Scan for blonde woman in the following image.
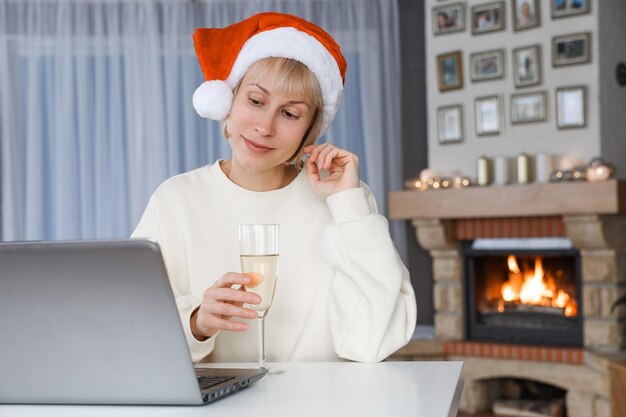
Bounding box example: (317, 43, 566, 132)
(132, 12, 417, 364)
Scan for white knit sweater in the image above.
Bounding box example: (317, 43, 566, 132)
(132, 162, 417, 363)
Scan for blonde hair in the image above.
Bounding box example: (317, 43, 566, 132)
(223, 57, 324, 169)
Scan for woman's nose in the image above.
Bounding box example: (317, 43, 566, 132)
(255, 111, 276, 137)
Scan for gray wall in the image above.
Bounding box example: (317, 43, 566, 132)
(395, 1, 626, 325)
(599, 1, 626, 169)
(399, 0, 433, 325)
(425, 0, 602, 178)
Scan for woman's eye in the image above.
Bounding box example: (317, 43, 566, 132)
(283, 110, 299, 120)
(248, 97, 262, 106)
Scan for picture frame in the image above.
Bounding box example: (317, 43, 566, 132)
(552, 32, 591, 67)
(471, 2, 506, 35)
(513, 45, 542, 88)
(437, 105, 464, 144)
(511, 91, 547, 124)
(433, 3, 465, 35)
(551, 0, 590, 19)
(475, 95, 502, 136)
(470, 49, 505, 82)
(437, 51, 464, 92)
(556, 86, 586, 129)
(513, 0, 540, 31)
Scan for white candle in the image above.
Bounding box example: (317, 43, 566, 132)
(476, 156, 491, 186)
(516, 153, 530, 184)
(535, 153, 553, 183)
(494, 156, 510, 185)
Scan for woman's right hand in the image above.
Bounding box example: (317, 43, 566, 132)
(190, 272, 260, 341)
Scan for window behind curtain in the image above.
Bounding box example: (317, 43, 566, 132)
(0, 1, 403, 255)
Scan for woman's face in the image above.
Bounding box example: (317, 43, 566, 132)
(226, 68, 315, 173)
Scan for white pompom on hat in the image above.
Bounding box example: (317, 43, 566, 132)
(192, 12, 347, 138)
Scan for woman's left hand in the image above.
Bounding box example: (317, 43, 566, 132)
(303, 143, 359, 199)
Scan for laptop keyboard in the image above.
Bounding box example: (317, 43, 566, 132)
(197, 375, 236, 390)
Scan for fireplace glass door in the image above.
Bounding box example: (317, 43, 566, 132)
(465, 244, 583, 347)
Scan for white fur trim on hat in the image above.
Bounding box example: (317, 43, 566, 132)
(192, 80, 233, 120)
(226, 27, 344, 138)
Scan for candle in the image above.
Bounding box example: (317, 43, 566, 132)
(516, 153, 530, 184)
(494, 156, 510, 185)
(587, 165, 612, 182)
(587, 158, 615, 182)
(535, 153, 553, 183)
(572, 167, 587, 181)
(476, 156, 491, 186)
(452, 176, 471, 189)
(405, 178, 423, 190)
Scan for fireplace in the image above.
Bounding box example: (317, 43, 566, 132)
(464, 241, 583, 347)
(388, 180, 626, 416)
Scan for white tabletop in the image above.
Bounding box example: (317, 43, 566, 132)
(0, 361, 463, 417)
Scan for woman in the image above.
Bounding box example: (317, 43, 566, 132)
(132, 12, 416, 364)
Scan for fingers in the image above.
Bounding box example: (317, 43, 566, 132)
(305, 154, 320, 183)
(303, 143, 356, 170)
(208, 299, 257, 318)
(303, 143, 330, 168)
(193, 273, 264, 336)
(212, 272, 251, 288)
(208, 286, 260, 306)
(195, 297, 257, 334)
(196, 312, 250, 333)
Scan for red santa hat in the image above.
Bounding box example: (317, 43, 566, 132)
(192, 12, 347, 138)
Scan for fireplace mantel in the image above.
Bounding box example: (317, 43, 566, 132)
(388, 179, 626, 220)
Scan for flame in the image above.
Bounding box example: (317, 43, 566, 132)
(501, 283, 516, 302)
(507, 255, 520, 274)
(500, 256, 577, 317)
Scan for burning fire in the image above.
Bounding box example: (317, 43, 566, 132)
(499, 255, 577, 317)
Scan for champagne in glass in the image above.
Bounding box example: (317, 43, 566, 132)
(240, 254, 279, 313)
(238, 224, 279, 369)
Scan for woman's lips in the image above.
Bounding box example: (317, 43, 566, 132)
(243, 137, 274, 154)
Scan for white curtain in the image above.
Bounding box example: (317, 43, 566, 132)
(0, 0, 406, 259)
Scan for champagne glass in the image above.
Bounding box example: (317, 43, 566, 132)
(238, 224, 279, 370)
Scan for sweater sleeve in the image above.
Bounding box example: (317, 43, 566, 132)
(131, 195, 216, 362)
(322, 185, 417, 363)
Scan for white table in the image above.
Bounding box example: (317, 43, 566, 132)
(0, 361, 463, 417)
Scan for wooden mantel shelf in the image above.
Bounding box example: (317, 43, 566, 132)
(388, 179, 626, 220)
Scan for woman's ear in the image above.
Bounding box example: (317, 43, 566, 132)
(222, 119, 230, 139)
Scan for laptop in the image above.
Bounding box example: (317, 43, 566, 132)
(0, 239, 267, 405)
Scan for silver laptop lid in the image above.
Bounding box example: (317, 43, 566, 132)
(0, 239, 204, 405)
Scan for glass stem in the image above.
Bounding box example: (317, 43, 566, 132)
(258, 316, 267, 369)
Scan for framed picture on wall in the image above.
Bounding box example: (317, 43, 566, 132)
(511, 91, 547, 124)
(471, 2, 505, 35)
(551, 0, 590, 19)
(513, 0, 540, 31)
(552, 32, 591, 67)
(437, 51, 464, 92)
(437, 105, 464, 144)
(556, 86, 586, 129)
(470, 49, 505, 82)
(433, 3, 465, 35)
(513, 45, 542, 87)
(475, 95, 502, 135)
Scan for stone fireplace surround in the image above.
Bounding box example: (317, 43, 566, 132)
(389, 180, 626, 417)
